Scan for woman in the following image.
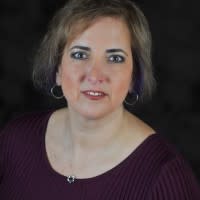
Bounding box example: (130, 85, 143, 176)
(0, 0, 199, 199)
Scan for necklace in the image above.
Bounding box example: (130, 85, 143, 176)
(67, 175, 76, 184)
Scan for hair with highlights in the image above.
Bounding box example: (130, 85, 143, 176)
(32, 0, 156, 102)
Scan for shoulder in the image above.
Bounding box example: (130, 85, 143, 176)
(0, 110, 54, 157)
(140, 133, 195, 175)
(0, 110, 54, 184)
(149, 154, 200, 199)
(0, 110, 53, 138)
(0, 110, 54, 171)
(144, 134, 200, 199)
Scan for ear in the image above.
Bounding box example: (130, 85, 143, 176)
(56, 66, 62, 85)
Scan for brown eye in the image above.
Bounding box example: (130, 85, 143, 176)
(108, 55, 125, 63)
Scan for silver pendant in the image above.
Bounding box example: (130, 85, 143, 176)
(67, 175, 76, 184)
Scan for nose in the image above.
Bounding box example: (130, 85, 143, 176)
(86, 62, 105, 84)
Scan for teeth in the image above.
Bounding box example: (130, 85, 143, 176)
(86, 91, 103, 96)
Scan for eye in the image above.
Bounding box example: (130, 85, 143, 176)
(70, 51, 88, 60)
(108, 55, 125, 63)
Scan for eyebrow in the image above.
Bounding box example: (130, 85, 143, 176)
(70, 46, 91, 51)
(106, 49, 128, 56)
(69, 45, 128, 56)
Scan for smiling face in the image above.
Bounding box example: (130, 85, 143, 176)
(56, 17, 133, 119)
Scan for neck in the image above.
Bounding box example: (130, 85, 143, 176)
(64, 106, 127, 152)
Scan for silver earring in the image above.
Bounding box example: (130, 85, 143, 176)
(50, 85, 64, 99)
(124, 93, 139, 106)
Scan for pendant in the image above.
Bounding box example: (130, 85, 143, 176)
(67, 175, 76, 184)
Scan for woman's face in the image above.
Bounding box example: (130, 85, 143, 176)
(57, 17, 133, 119)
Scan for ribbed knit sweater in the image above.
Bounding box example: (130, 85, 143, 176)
(0, 110, 200, 199)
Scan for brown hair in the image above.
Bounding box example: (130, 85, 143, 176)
(32, 0, 156, 101)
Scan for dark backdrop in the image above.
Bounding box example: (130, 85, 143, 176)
(0, 0, 200, 181)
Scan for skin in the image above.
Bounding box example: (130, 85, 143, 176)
(46, 17, 154, 178)
(56, 17, 133, 120)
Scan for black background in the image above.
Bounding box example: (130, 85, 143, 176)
(0, 0, 200, 181)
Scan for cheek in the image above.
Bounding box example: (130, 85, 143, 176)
(62, 72, 74, 88)
(59, 67, 81, 98)
(60, 60, 79, 85)
(59, 61, 90, 103)
(112, 71, 132, 97)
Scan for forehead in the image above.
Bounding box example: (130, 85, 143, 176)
(67, 17, 131, 48)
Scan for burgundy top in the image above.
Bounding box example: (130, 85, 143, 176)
(0, 111, 200, 199)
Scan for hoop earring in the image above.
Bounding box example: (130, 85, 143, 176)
(124, 93, 139, 106)
(50, 85, 64, 99)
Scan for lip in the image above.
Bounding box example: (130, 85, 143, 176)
(81, 90, 107, 100)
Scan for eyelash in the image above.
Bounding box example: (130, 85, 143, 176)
(107, 55, 125, 63)
(70, 51, 88, 60)
(70, 52, 125, 63)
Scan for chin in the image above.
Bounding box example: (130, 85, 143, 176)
(70, 104, 114, 120)
(68, 100, 123, 120)
(78, 109, 111, 120)
(85, 108, 111, 120)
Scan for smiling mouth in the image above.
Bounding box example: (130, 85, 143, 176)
(82, 90, 107, 100)
(85, 91, 105, 96)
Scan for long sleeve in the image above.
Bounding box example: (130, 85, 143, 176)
(148, 155, 200, 199)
